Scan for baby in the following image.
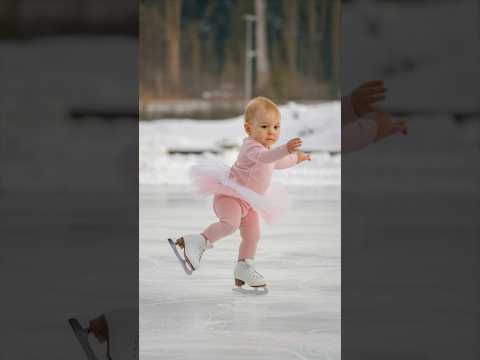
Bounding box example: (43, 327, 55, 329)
(169, 97, 310, 291)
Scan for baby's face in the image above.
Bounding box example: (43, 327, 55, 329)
(246, 111, 280, 148)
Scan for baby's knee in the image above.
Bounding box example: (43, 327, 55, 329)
(220, 219, 240, 234)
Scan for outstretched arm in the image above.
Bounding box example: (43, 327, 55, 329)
(373, 111, 408, 142)
(342, 118, 378, 153)
(246, 138, 303, 164)
(274, 153, 298, 169)
(342, 111, 408, 153)
(246, 143, 290, 163)
(342, 80, 387, 125)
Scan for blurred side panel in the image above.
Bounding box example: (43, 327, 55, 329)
(341, 0, 479, 359)
(0, 1, 138, 359)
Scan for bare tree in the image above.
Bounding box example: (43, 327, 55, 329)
(187, 22, 201, 96)
(283, 0, 299, 96)
(331, 0, 341, 83)
(0, 0, 19, 34)
(319, 0, 328, 81)
(165, 0, 182, 94)
(307, 0, 317, 78)
(255, 0, 270, 94)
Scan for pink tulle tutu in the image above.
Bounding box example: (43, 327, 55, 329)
(188, 161, 289, 224)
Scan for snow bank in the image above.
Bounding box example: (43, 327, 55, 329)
(140, 102, 341, 186)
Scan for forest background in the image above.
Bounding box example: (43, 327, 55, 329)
(140, 0, 341, 119)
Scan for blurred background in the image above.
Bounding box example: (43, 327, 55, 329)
(1, 1, 138, 359)
(0, 0, 136, 35)
(3, 0, 476, 358)
(140, 0, 341, 120)
(139, 0, 342, 188)
(341, 1, 480, 359)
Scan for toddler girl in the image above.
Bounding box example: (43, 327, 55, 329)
(169, 97, 310, 290)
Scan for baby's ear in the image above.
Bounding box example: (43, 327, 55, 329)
(244, 122, 251, 135)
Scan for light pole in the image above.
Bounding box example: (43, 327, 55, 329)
(243, 14, 256, 104)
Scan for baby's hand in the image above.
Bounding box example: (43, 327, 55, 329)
(287, 138, 302, 153)
(374, 111, 408, 142)
(296, 151, 311, 163)
(351, 80, 387, 116)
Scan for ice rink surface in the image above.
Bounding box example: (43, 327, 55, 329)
(140, 184, 340, 360)
(139, 98, 341, 359)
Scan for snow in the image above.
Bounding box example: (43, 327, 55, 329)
(139, 101, 341, 187)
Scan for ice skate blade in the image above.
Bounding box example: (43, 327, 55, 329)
(68, 318, 99, 360)
(168, 238, 193, 275)
(232, 286, 269, 295)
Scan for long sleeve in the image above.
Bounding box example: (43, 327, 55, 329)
(274, 153, 298, 169)
(245, 143, 290, 164)
(342, 118, 377, 153)
(341, 95, 358, 125)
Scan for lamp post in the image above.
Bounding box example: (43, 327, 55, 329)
(243, 14, 257, 104)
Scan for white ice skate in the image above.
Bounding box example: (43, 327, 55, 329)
(168, 234, 207, 274)
(232, 259, 268, 295)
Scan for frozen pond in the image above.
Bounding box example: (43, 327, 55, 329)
(140, 184, 340, 360)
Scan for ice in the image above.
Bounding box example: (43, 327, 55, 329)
(140, 184, 340, 359)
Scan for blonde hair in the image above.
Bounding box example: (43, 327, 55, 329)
(244, 96, 280, 124)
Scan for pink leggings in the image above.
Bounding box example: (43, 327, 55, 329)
(202, 195, 260, 259)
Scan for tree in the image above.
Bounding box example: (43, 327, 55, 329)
(165, 0, 182, 94)
(282, 0, 299, 97)
(331, 0, 340, 85)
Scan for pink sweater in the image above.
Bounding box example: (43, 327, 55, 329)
(229, 137, 298, 194)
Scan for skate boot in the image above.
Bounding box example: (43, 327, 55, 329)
(233, 259, 268, 295)
(174, 234, 208, 271)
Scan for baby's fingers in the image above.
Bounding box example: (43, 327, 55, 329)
(289, 138, 303, 148)
(359, 80, 385, 89)
(392, 121, 408, 135)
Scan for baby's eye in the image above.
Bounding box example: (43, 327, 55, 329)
(261, 126, 267, 129)
(274, 126, 280, 130)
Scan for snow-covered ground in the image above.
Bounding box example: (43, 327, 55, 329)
(140, 101, 341, 188)
(139, 103, 341, 359)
